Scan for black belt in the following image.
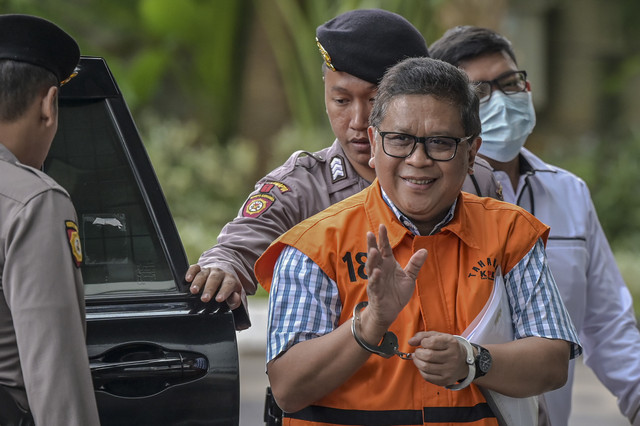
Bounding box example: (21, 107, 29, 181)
(286, 403, 495, 425)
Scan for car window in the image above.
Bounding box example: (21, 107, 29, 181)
(45, 100, 176, 296)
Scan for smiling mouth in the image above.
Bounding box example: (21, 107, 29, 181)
(404, 177, 435, 185)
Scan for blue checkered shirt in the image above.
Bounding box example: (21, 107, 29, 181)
(266, 195, 581, 363)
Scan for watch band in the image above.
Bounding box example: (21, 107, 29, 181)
(471, 343, 491, 379)
(446, 335, 476, 390)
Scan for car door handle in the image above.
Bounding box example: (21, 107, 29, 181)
(92, 355, 186, 377)
(90, 343, 208, 397)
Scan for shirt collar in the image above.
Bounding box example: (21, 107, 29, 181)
(520, 148, 557, 173)
(0, 143, 19, 164)
(380, 186, 457, 236)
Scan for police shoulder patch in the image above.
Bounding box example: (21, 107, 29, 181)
(242, 194, 276, 218)
(65, 220, 82, 268)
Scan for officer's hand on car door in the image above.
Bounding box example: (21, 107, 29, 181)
(186, 265, 246, 311)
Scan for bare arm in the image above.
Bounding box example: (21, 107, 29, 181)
(267, 318, 372, 413)
(409, 332, 570, 397)
(478, 337, 570, 397)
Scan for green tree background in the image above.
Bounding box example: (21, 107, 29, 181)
(2, 0, 639, 306)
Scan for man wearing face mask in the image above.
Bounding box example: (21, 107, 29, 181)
(431, 26, 640, 426)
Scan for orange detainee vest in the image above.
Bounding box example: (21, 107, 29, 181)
(256, 180, 549, 426)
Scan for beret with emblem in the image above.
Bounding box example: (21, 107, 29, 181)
(0, 14, 80, 84)
(316, 9, 429, 84)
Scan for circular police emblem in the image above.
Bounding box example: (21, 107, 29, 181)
(242, 194, 275, 218)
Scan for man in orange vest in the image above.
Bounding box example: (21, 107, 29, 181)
(255, 57, 581, 425)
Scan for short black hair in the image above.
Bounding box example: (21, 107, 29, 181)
(0, 60, 57, 122)
(369, 57, 480, 140)
(429, 26, 517, 67)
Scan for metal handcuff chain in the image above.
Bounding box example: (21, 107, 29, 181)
(350, 301, 412, 360)
(351, 301, 476, 390)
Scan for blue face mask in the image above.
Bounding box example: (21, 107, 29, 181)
(478, 91, 536, 162)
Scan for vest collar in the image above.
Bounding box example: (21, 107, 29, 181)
(440, 194, 481, 249)
(364, 180, 410, 249)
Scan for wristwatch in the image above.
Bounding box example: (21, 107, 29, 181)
(471, 343, 492, 379)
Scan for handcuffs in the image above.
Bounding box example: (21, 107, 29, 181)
(350, 301, 412, 360)
(351, 301, 476, 390)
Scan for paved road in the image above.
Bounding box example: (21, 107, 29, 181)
(237, 300, 630, 426)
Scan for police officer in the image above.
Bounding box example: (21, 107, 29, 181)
(187, 9, 503, 315)
(0, 14, 100, 425)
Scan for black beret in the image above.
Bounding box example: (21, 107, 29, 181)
(316, 9, 429, 84)
(0, 14, 80, 84)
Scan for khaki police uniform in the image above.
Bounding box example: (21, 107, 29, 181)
(0, 143, 100, 425)
(199, 139, 501, 296)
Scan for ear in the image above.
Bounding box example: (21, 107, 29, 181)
(367, 126, 378, 168)
(367, 126, 378, 154)
(525, 80, 532, 91)
(40, 86, 58, 128)
(468, 136, 482, 170)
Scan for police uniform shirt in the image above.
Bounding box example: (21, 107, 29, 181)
(0, 143, 100, 425)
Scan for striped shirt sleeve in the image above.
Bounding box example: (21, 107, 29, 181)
(266, 245, 341, 363)
(505, 238, 582, 358)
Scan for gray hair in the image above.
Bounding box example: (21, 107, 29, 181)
(369, 57, 480, 139)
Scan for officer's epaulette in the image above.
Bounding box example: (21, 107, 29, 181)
(293, 150, 326, 164)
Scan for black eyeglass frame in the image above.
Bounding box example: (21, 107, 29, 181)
(377, 130, 473, 162)
(474, 70, 528, 103)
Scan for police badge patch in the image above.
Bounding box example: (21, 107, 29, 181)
(242, 194, 276, 218)
(65, 220, 83, 268)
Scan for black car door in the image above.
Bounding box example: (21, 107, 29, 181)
(45, 56, 248, 425)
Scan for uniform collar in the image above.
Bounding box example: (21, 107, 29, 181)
(0, 143, 19, 164)
(326, 139, 371, 186)
(439, 193, 481, 249)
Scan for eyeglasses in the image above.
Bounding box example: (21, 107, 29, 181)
(377, 130, 472, 161)
(474, 70, 527, 103)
